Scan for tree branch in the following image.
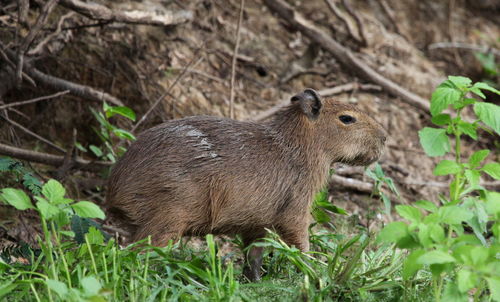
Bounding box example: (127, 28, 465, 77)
(59, 0, 193, 26)
(0, 142, 111, 172)
(263, 0, 430, 113)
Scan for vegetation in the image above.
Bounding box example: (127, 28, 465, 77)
(0, 76, 499, 301)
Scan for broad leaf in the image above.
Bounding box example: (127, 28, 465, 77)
(430, 80, 461, 116)
(434, 160, 461, 176)
(42, 179, 66, 203)
(474, 102, 500, 135)
(469, 149, 490, 168)
(402, 249, 425, 280)
(417, 250, 456, 265)
(36, 199, 60, 219)
(457, 121, 477, 140)
(418, 127, 450, 157)
(1, 188, 33, 210)
(448, 76, 472, 89)
(414, 200, 438, 212)
(431, 114, 451, 126)
(46, 279, 68, 298)
(482, 162, 500, 180)
(71, 201, 105, 219)
(438, 206, 473, 225)
(472, 82, 500, 95)
(486, 277, 500, 302)
(377, 222, 408, 244)
(457, 269, 477, 293)
(442, 282, 468, 302)
(395, 205, 422, 223)
(81, 276, 102, 296)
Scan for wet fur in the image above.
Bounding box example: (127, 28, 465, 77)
(105, 90, 386, 280)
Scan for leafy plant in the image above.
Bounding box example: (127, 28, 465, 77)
(81, 103, 136, 162)
(0, 157, 42, 195)
(379, 76, 500, 302)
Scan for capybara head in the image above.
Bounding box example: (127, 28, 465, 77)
(276, 88, 386, 166)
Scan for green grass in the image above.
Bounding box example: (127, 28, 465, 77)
(0, 220, 435, 302)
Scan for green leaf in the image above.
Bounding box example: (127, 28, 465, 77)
(482, 162, 500, 180)
(414, 200, 438, 212)
(46, 279, 68, 298)
(486, 277, 500, 302)
(0, 157, 17, 172)
(86, 227, 104, 245)
(71, 201, 105, 219)
(442, 282, 468, 302)
(418, 127, 450, 157)
(0, 282, 18, 299)
(430, 226, 445, 246)
(395, 205, 422, 223)
(42, 179, 66, 203)
(113, 129, 136, 141)
(376, 222, 408, 244)
(474, 102, 500, 135)
(105, 106, 136, 121)
(430, 81, 462, 116)
(457, 269, 476, 293)
(89, 145, 103, 157)
(472, 82, 500, 95)
(1, 188, 33, 210)
(431, 114, 451, 126)
(438, 206, 473, 225)
(448, 76, 472, 89)
(36, 198, 60, 219)
(434, 160, 461, 176)
(464, 169, 481, 191)
(469, 149, 490, 168)
(71, 215, 102, 244)
(312, 208, 330, 223)
(81, 276, 102, 296)
(402, 249, 425, 280)
(457, 121, 477, 140)
(417, 250, 456, 265)
(485, 191, 500, 215)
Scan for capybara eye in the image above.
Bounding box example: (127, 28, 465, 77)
(339, 115, 356, 124)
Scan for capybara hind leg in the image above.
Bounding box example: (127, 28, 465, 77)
(242, 230, 266, 281)
(278, 217, 311, 252)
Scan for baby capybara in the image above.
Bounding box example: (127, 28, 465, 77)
(105, 89, 386, 280)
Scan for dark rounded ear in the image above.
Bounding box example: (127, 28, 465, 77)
(290, 88, 322, 120)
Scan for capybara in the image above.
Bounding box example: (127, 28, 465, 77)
(105, 88, 386, 280)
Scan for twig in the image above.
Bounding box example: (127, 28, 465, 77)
(0, 114, 66, 153)
(229, 0, 245, 119)
(341, 0, 367, 46)
(59, 0, 193, 27)
(325, 0, 358, 44)
(263, 0, 430, 113)
(428, 42, 500, 57)
(0, 142, 111, 172)
(0, 46, 36, 87)
(251, 82, 382, 121)
(16, 0, 59, 85)
(1, 44, 124, 106)
(0, 90, 69, 110)
(27, 67, 124, 106)
(374, 0, 405, 38)
(28, 11, 75, 56)
(330, 174, 373, 193)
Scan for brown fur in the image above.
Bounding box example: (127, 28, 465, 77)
(105, 89, 386, 280)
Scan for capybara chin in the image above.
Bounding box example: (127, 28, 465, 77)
(105, 88, 386, 281)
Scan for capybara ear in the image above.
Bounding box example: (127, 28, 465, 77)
(291, 88, 322, 120)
